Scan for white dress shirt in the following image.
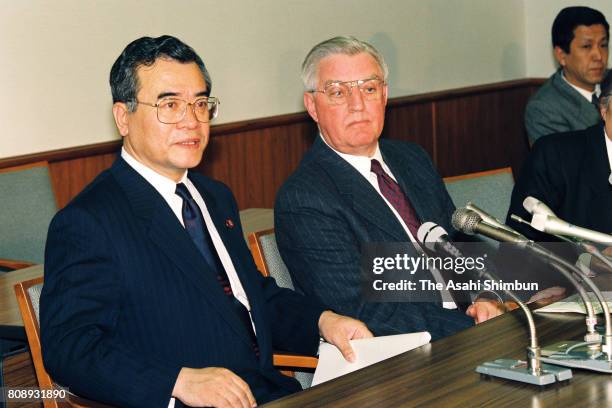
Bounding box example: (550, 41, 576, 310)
(605, 129, 612, 175)
(122, 149, 258, 408)
(320, 136, 457, 308)
(562, 72, 600, 101)
(121, 148, 253, 315)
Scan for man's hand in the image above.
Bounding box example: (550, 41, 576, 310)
(466, 300, 504, 324)
(527, 286, 566, 306)
(318, 311, 373, 362)
(172, 367, 256, 408)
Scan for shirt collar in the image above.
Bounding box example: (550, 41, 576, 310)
(121, 147, 188, 197)
(320, 133, 384, 179)
(561, 71, 600, 101)
(604, 128, 612, 173)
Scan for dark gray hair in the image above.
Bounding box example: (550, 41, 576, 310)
(301, 36, 389, 91)
(110, 35, 212, 112)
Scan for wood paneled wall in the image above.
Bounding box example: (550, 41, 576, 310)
(0, 79, 544, 210)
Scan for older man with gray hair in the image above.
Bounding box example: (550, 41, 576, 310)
(275, 36, 505, 341)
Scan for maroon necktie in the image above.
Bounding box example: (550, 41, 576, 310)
(371, 159, 421, 238)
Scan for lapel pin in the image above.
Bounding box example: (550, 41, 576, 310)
(225, 218, 235, 229)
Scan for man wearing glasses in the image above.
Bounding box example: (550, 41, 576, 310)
(40, 35, 371, 408)
(275, 36, 504, 342)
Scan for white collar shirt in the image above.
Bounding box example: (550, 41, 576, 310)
(320, 135, 456, 308)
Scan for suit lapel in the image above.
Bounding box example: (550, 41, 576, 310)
(552, 70, 600, 124)
(110, 159, 254, 345)
(582, 126, 612, 199)
(380, 142, 429, 224)
(312, 138, 408, 241)
(188, 174, 270, 349)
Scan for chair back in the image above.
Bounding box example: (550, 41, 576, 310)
(238, 208, 274, 242)
(14, 277, 55, 407)
(0, 162, 57, 264)
(247, 228, 316, 389)
(14, 277, 112, 408)
(248, 228, 295, 290)
(444, 167, 514, 223)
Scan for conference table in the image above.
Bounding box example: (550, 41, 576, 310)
(266, 305, 612, 407)
(3, 265, 612, 406)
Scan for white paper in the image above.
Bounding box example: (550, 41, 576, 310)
(311, 332, 431, 386)
(535, 291, 612, 314)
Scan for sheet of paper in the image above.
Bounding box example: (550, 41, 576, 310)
(535, 291, 612, 314)
(311, 331, 431, 386)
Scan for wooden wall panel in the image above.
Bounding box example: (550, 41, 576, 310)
(195, 121, 317, 208)
(0, 79, 545, 210)
(434, 87, 531, 177)
(49, 152, 118, 209)
(382, 102, 435, 162)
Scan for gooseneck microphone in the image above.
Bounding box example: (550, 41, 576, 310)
(416, 221, 571, 384)
(523, 196, 612, 244)
(523, 196, 612, 273)
(454, 207, 612, 372)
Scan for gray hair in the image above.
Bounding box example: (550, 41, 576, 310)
(301, 36, 389, 91)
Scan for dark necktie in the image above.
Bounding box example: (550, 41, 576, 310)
(592, 93, 599, 110)
(369, 161, 468, 310)
(370, 159, 421, 238)
(175, 183, 259, 356)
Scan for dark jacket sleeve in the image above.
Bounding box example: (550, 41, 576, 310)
(220, 182, 325, 355)
(41, 206, 180, 408)
(275, 177, 473, 341)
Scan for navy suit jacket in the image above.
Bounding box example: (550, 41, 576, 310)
(508, 124, 612, 239)
(275, 137, 473, 341)
(40, 158, 324, 408)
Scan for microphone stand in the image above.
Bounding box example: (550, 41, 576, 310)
(502, 214, 612, 371)
(418, 226, 572, 385)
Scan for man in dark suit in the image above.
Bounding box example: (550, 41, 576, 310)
(40, 35, 371, 408)
(275, 36, 504, 341)
(525, 6, 609, 144)
(508, 71, 612, 242)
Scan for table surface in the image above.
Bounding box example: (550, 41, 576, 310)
(0, 264, 44, 328)
(5, 264, 612, 407)
(265, 307, 612, 407)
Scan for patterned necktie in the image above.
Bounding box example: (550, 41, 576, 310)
(175, 183, 259, 356)
(370, 159, 421, 238)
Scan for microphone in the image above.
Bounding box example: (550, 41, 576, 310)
(523, 196, 612, 244)
(523, 196, 555, 217)
(452, 208, 529, 245)
(417, 222, 463, 258)
(453, 208, 612, 371)
(465, 202, 524, 236)
(417, 220, 571, 384)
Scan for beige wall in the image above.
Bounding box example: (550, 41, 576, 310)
(524, 0, 612, 77)
(0, 0, 526, 158)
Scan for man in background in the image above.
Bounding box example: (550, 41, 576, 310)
(509, 71, 612, 243)
(275, 36, 504, 342)
(40, 35, 371, 408)
(525, 6, 609, 144)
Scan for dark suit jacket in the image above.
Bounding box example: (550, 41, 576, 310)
(40, 158, 324, 408)
(275, 137, 473, 341)
(507, 124, 612, 240)
(525, 69, 601, 144)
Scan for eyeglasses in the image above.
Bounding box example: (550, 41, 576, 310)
(136, 96, 220, 124)
(310, 77, 385, 105)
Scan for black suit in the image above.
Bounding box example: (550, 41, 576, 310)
(275, 137, 473, 341)
(41, 158, 324, 408)
(507, 124, 612, 240)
